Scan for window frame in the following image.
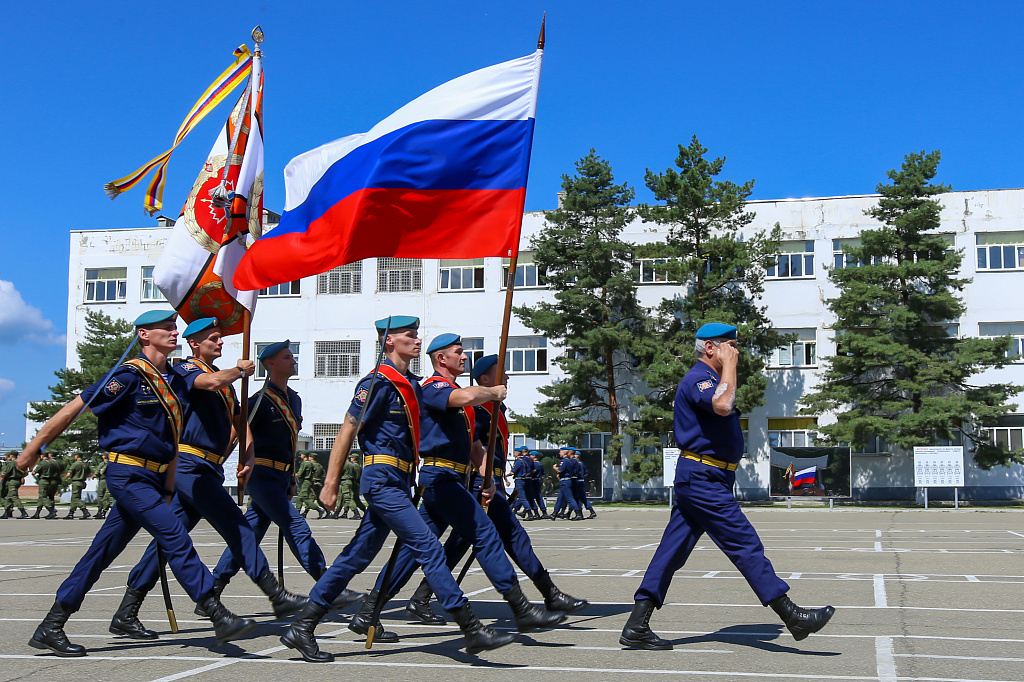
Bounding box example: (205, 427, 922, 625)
(377, 258, 423, 293)
(254, 341, 300, 379)
(316, 263, 362, 295)
(259, 280, 302, 297)
(505, 336, 548, 374)
(140, 266, 165, 302)
(767, 241, 815, 280)
(84, 267, 128, 303)
(313, 340, 361, 378)
(438, 259, 485, 292)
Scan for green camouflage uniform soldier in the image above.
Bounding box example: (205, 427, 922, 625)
(310, 457, 327, 517)
(50, 455, 68, 507)
(94, 454, 113, 519)
(295, 452, 318, 519)
(337, 454, 364, 520)
(2, 453, 29, 519)
(65, 454, 92, 519)
(32, 454, 58, 519)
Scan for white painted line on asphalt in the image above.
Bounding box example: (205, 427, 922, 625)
(622, 570, 641, 577)
(874, 636, 897, 682)
(875, 530, 882, 538)
(1008, 531, 1024, 538)
(964, 575, 980, 582)
(895, 654, 1024, 662)
(874, 542, 883, 552)
(873, 574, 888, 608)
(463, 586, 497, 597)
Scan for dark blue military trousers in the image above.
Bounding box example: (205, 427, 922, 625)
(635, 459, 789, 606)
(127, 453, 269, 592)
(56, 462, 214, 611)
(572, 479, 594, 511)
(511, 478, 534, 513)
(528, 478, 547, 512)
(309, 465, 467, 612)
(552, 479, 580, 516)
(378, 470, 518, 596)
(212, 464, 325, 581)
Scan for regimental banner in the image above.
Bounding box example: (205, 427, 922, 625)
(913, 446, 965, 488)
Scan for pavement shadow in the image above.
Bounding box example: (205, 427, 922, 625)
(289, 629, 529, 668)
(674, 624, 841, 656)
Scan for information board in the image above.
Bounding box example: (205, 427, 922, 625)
(913, 446, 964, 488)
(662, 447, 681, 485)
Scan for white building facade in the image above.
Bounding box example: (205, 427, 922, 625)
(57, 190, 1024, 500)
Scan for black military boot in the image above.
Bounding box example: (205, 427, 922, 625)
(450, 602, 517, 655)
(19, 508, 29, 519)
(109, 586, 158, 639)
(405, 578, 445, 624)
(0, 507, 10, 519)
(339, 510, 348, 519)
(587, 509, 597, 519)
(533, 570, 589, 614)
(194, 578, 227, 617)
(347, 590, 399, 643)
(351, 510, 361, 520)
(301, 509, 309, 518)
(279, 601, 333, 662)
(45, 507, 57, 519)
(95, 509, 106, 519)
(619, 599, 672, 650)
(255, 567, 308, 617)
(196, 594, 258, 645)
(768, 594, 835, 641)
(81, 508, 91, 519)
(64, 509, 75, 519)
(315, 508, 324, 519)
(31, 506, 42, 519)
(540, 512, 551, 520)
(502, 582, 566, 632)
(29, 599, 87, 657)
(330, 587, 365, 610)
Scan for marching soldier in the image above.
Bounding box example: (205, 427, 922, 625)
(1, 452, 29, 519)
(280, 316, 517, 662)
(310, 454, 328, 518)
(400, 354, 588, 625)
(110, 318, 306, 638)
(510, 447, 537, 520)
(620, 323, 834, 650)
(295, 452, 318, 518)
(552, 447, 582, 520)
(19, 310, 257, 657)
(529, 451, 551, 519)
(572, 450, 597, 519)
(367, 334, 566, 636)
(64, 453, 92, 519)
(31, 453, 57, 520)
(94, 453, 112, 519)
(337, 453, 364, 519)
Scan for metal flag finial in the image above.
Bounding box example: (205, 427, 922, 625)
(252, 25, 264, 44)
(537, 13, 545, 49)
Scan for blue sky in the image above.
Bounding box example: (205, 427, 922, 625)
(2, 0, 1023, 446)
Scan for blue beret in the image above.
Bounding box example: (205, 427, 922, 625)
(696, 323, 737, 340)
(375, 315, 419, 333)
(426, 333, 461, 355)
(259, 339, 291, 361)
(529, 450, 541, 457)
(562, 446, 577, 453)
(515, 445, 529, 452)
(183, 317, 218, 338)
(471, 353, 499, 379)
(133, 310, 177, 327)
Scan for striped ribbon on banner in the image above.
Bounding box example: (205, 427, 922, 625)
(104, 45, 253, 215)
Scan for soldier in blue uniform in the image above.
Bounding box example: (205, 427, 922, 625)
(528, 451, 551, 519)
(279, 317, 516, 662)
(511, 446, 537, 520)
(109, 318, 306, 639)
(366, 335, 566, 637)
(210, 339, 335, 606)
(18, 310, 257, 657)
(552, 447, 582, 520)
(620, 323, 835, 650)
(400, 354, 588, 624)
(572, 450, 597, 519)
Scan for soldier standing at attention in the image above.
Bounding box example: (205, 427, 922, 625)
(620, 323, 834, 650)
(64, 453, 92, 519)
(337, 454, 364, 520)
(31, 453, 57, 519)
(18, 310, 257, 657)
(94, 453, 112, 519)
(1, 452, 29, 519)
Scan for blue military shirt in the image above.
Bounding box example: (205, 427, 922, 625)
(79, 355, 189, 464)
(673, 362, 744, 464)
(578, 459, 589, 479)
(419, 373, 476, 480)
(349, 358, 420, 469)
(513, 455, 532, 478)
(557, 456, 574, 479)
(177, 358, 239, 464)
(250, 381, 301, 465)
(532, 457, 544, 480)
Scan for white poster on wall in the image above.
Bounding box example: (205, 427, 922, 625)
(663, 448, 681, 485)
(913, 446, 964, 488)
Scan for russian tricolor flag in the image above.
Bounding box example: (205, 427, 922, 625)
(793, 466, 817, 487)
(233, 49, 543, 291)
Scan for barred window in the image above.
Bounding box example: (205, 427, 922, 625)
(377, 258, 422, 292)
(313, 423, 343, 450)
(85, 268, 127, 303)
(375, 339, 421, 375)
(439, 258, 485, 291)
(315, 340, 361, 377)
(317, 263, 362, 294)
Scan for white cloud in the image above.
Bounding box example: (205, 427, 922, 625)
(0, 377, 13, 401)
(0, 280, 64, 346)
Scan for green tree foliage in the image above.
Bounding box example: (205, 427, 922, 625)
(800, 150, 1021, 468)
(25, 309, 136, 461)
(625, 136, 784, 483)
(512, 150, 649, 470)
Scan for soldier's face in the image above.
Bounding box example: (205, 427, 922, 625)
(192, 330, 223, 360)
(139, 321, 179, 354)
(267, 349, 297, 376)
(439, 345, 467, 375)
(388, 330, 421, 361)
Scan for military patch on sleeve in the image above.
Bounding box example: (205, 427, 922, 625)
(179, 362, 198, 371)
(696, 379, 714, 392)
(355, 387, 369, 404)
(105, 378, 125, 396)
(433, 383, 446, 390)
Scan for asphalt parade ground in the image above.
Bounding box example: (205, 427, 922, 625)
(2, 506, 1023, 682)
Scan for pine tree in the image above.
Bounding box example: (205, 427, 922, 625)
(800, 150, 1021, 468)
(512, 151, 649, 497)
(625, 136, 784, 483)
(25, 309, 136, 460)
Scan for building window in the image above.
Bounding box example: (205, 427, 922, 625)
(989, 415, 1024, 452)
(313, 423, 343, 450)
(317, 263, 361, 294)
(168, 344, 183, 365)
(767, 240, 814, 279)
(259, 280, 301, 297)
(439, 259, 485, 291)
(635, 257, 678, 283)
(463, 337, 485, 376)
(580, 432, 612, 453)
(255, 341, 300, 379)
(84, 267, 127, 303)
(767, 417, 817, 448)
(506, 336, 547, 374)
(377, 258, 422, 293)
(770, 329, 817, 367)
(979, 322, 1024, 361)
(831, 238, 882, 269)
(314, 340, 361, 377)
(502, 252, 545, 288)
(141, 266, 165, 301)
(375, 340, 421, 376)
(977, 232, 1024, 271)
(740, 418, 749, 456)
(851, 435, 889, 455)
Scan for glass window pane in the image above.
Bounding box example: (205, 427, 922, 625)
(991, 246, 1002, 269)
(805, 254, 814, 276)
(779, 256, 790, 278)
(537, 348, 546, 370)
(1011, 429, 1023, 451)
(977, 247, 986, 269)
(835, 254, 844, 269)
(779, 345, 792, 366)
(996, 429, 1008, 448)
(525, 352, 536, 372)
(526, 266, 537, 287)
(451, 268, 462, 289)
(791, 255, 802, 277)
(474, 268, 484, 288)
(768, 265, 776, 277)
(513, 351, 523, 372)
(1005, 246, 1016, 269)
(1018, 247, 1024, 268)
(514, 268, 525, 287)
(806, 343, 816, 365)
(440, 270, 449, 289)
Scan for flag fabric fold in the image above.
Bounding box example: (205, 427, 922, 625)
(153, 50, 263, 336)
(233, 48, 543, 291)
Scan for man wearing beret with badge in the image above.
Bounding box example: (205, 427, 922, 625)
(620, 323, 834, 650)
(18, 311, 258, 657)
(110, 318, 306, 638)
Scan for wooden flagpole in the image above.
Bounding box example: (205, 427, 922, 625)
(237, 309, 251, 506)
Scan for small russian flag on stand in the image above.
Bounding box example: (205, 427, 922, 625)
(793, 466, 817, 487)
